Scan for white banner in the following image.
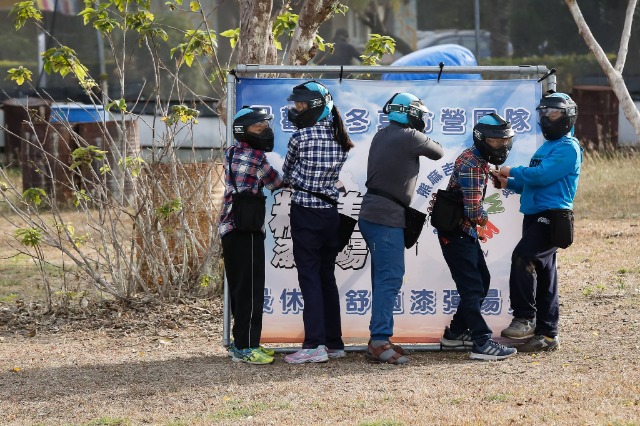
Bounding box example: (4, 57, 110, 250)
(235, 77, 542, 343)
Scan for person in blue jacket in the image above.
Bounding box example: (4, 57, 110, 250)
(493, 92, 582, 352)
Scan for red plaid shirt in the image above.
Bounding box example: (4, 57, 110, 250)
(219, 142, 284, 237)
(446, 146, 489, 238)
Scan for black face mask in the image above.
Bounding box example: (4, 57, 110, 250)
(287, 107, 322, 129)
(486, 144, 512, 165)
(243, 127, 274, 152)
(539, 116, 572, 141)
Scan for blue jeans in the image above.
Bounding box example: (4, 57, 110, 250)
(359, 218, 405, 341)
(438, 227, 492, 344)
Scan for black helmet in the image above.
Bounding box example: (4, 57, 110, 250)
(536, 92, 578, 141)
(473, 113, 515, 165)
(382, 92, 429, 132)
(233, 106, 275, 152)
(287, 81, 333, 129)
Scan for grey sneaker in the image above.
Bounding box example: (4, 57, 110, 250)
(500, 317, 536, 339)
(327, 348, 346, 359)
(518, 335, 559, 352)
(470, 339, 517, 361)
(440, 327, 473, 348)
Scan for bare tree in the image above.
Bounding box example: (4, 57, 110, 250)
(565, 0, 640, 143)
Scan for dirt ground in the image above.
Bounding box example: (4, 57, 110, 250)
(1, 217, 640, 426)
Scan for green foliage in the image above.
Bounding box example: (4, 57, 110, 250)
(199, 273, 213, 288)
(15, 227, 43, 247)
(41, 46, 97, 90)
(162, 104, 200, 126)
(126, 10, 168, 43)
(361, 34, 396, 66)
(10, 1, 42, 30)
(220, 28, 239, 49)
(315, 34, 330, 52)
(106, 98, 128, 113)
(170, 30, 217, 66)
(156, 198, 183, 220)
(273, 8, 298, 50)
(79, 3, 120, 33)
(6, 66, 32, 85)
(22, 188, 46, 206)
(332, 3, 349, 15)
(0, 293, 19, 303)
(117, 156, 145, 177)
(70, 146, 108, 170)
(73, 189, 91, 207)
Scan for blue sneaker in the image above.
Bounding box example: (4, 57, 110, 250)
(470, 339, 517, 361)
(228, 341, 275, 357)
(231, 347, 274, 365)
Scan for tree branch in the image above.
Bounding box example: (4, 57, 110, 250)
(565, 0, 640, 143)
(615, 0, 638, 73)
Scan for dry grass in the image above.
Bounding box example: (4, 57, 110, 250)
(574, 150, 640, 219)
(1, 154, 640, 425)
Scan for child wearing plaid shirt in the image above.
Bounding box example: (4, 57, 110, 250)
(282, 81, 354, 364)
(220, 107, 284, 365)
(437, 113, 517, 361)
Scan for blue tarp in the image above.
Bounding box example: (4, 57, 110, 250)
(382, 44, 481, 81)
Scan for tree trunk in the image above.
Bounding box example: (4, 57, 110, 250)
(286, 0, 341, 66)
(237, 0, 276, 67)
(565, 0, 640, 144)
(356, 2, 413, 55)
(487, 0, 512, 58)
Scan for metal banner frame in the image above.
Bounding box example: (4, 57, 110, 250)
(223, 64, 555, 353)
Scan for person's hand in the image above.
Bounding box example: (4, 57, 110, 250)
(499, 166, 511, 177)
(493, 172, 508, 189)
(477, 219, 499, 243)
(490, 170, 502, 189)
(477, 226, 488, 243)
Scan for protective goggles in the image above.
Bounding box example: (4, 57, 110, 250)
(537, 107, 568, 121)
(485, 136, 513, 148)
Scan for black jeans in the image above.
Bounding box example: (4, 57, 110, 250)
(221, 230, 265, 350)
(509, 214, 559, 337)
(290, 203, 344, 350)
(438, 227, 492, 345)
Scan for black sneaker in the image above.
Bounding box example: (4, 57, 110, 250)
(500, 317, 536, 339)
(440, 327, 473, 348)
(470, 339, 517, 361)
(518, 335, 559, 352)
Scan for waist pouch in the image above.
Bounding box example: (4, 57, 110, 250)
(548, 209, 574, 249)
(404, 207, 427, 249)
(430, 189, 464, 232)
(367, 187, 426, 249)
(228, 146, 266, 232)
(232, 192, 266, 232)
(293, 185, 356, 251)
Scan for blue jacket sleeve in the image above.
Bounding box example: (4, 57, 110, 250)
(510, 143, 579, 187)
(506, 178, 524, 194)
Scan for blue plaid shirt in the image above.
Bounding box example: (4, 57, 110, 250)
(282, 119, 348, 208)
